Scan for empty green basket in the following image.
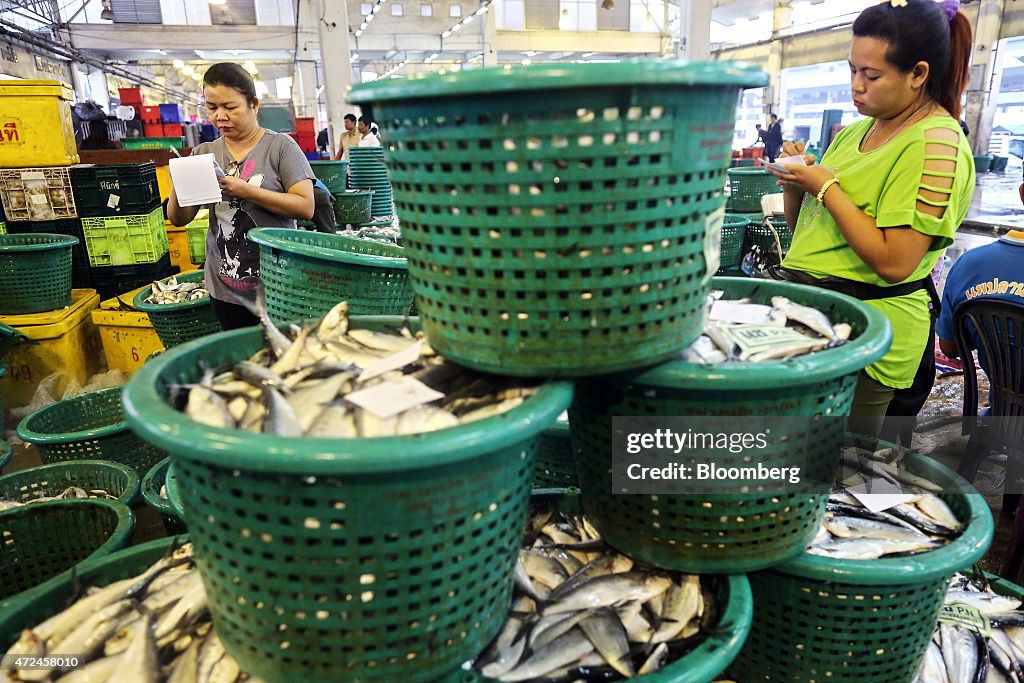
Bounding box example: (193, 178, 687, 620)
(727, 167, 783, 213)
(570, 277, 892, 573)
(133, 270, 222, 348)
(719, 213, 750, 272)
(332, 189, 375, 225)
(248, 227, 414, 322)
(17, 386, 167, 476)
(732, 452, 993, 683)
(0, 498, 135, 602)
(122, 320, 574, 683)
(309, 160, 349, 194)
(349, 60, 767, 377)
(0, 233, 78, 314)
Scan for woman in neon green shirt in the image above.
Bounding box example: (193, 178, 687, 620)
(766, 0, 975, 437)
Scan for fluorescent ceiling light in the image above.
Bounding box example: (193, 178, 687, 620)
(183, 66, 195, 75)
(173, 59, 185, 68)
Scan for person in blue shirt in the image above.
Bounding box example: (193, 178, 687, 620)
(936, 225, 1024, 386)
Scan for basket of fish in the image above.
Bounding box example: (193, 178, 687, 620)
(132, 270, 221, 349)
(570, 277, 893, 573)
(349, 60, 768, 378)
(121, 300, 574, 683)
(446, 488, 753, 683)
(917, 569, 1024, 683)
(0, 439, 10, 474)
(248, 227, 414, 323)
(533, 421, 577, 489)
(732, 445, 994, 683)
(141, 457, 186, 535)
(16, 386, 168, 476)
(0, 460, 140, 507)
(0, 498, 134, 604)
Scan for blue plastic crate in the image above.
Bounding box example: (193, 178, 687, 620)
(159, 103, 185, 124)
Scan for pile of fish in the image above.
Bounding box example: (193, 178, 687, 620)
(337, 222, 402, 246)
(1, 543, 264, 683)
(683, 293, 853, 364)
(144, 277, 209, 305)
(174, 297, 538, 437)
(469, 499, 734, 682)
(807, 447, 965, 560)
(0, 486, 118, 512)
(916, 570, 1024, 683)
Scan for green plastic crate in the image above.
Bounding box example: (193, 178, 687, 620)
(69, 163, 161, 218)
(727, 167, 784, 213)
(446, 488, 754, 683)
(0, 233, 78, 314)
(570, 277, 893, 573)
(0, 460, 139, 506)
(133, 270, 221, 348)
(17, 386, 167, 476)
(248, 228, 414, 321)
(332, 189, 374, 225)
(0, 498, 134, 602)
(349, 60, 767, 377)
(141, 457, 186, 535)
(186, 211, 209, 264)
(0, 535, 177, 651)
(81, 206, 169, 267)
(122, 319, 574, 683)
(309, 160, 349, 194)
(122, 136, 185, 151)
(533, 422, 577, 488)
(732, 450, 994, 683)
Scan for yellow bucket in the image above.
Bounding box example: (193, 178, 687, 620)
(0, 289, 102, 409)
(91, 288, 164, 375)
(0, 80, 79, 167)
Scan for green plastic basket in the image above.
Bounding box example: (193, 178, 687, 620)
(973, 154, 993, 173)
(16, 386, 167, 476)
(570, 277, 893, 573)
(0, 233, 78, 314)
(0, 460, 139, 506)
(719, 213, 750, 272)
(186, 212, 209, 264)
(121, 320, 574, 683)
(0, 439, 10, 474)
(141, 457, 186, 535)
(732, 451, 994, 683)
(533, 421, 578, 488)
(349, 60, 767, 377)
(0, 535, 177, 651)
(248, 227, 414, 322)
(309, 160, 349, 194)
(446, 487, 754, 683)
(727, 167, 784, 213)
(332, 189, 375, 225)
(0, 498, 134, 602)
(132, 270, 222, 348)
(744, 217, 794, 260)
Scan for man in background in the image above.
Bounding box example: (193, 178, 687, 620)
(334, 113, 361, 161)
(764, 113, 783, 162)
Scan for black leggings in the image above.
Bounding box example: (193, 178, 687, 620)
(880, 315, 937, 447)
(210, 297, 259, 331)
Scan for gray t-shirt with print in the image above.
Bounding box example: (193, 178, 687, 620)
(192, 130, 314, 302)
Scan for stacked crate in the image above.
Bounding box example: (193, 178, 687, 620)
(139, 105, 164, 138)
(291, 117, 317, 159)
(69, 162, 172, 299)
(160, 104, 185, 139)
(0, 80, 85, 286)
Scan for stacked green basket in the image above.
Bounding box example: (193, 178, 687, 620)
(570, 277, 892, 573)
(133, 271, 222, 348)
(349, 60, 767, 377)
(0, 233, 78, 314)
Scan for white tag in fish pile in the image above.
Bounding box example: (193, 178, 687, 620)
(346, 376, 444, 418)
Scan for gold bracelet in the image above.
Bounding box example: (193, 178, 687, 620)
(816, 177, 839, 204)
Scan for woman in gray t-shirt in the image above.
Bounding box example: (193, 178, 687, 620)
(167, 62, 315, 329)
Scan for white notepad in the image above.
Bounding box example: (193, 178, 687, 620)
(169, 153, 223, 207)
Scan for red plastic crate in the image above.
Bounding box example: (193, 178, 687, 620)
(295, 132, 316, 153)
(142, 122, 164, 138)
(295, 117, 316, 135)
(140, 106, 161, 124)
(118, 87, 142, 105)
(162, 123, 183, 137)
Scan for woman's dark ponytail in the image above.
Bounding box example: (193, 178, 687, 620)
(941, 10, 973, 120)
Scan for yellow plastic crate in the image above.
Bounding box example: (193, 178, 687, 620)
(0, 289, 102, 409)
(0, 80, 79, 167)
(155, 165, 171, 202)
(165, 222, 199, 273)
(91, 290, 164, 375)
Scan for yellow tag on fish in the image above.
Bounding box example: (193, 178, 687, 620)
(703, 206, 724, 284)
(938, 602, 991, 638)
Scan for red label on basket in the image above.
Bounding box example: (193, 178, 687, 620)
(0, 119, 22, 144)
(938, 602, 991, 637)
